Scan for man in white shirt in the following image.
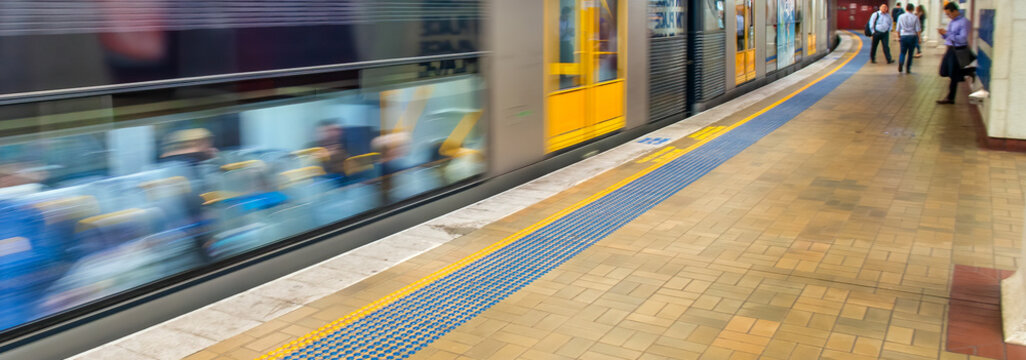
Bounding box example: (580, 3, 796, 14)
(896, 3, 922, 73)
(869, 4, 894, 64)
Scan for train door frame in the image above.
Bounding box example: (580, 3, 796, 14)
(734, 0, 756, 85)
(544, 0, 626, 153)
(807, 0, 817, 55)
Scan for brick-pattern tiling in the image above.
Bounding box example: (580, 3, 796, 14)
(409, 46, 1021, 359)
(946, 265, 1026, 359)
(190, 41, 1024, 360)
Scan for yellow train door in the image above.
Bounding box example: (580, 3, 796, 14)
(735, 0, 756, 85)
(546, 0, 625, 153)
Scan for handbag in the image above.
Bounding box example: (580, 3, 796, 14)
(954, 46, 976, 68)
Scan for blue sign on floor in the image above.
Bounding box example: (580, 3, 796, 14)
(637, 137, 670, 145)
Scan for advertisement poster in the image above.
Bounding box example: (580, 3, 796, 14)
(777, 0, 796, 68)
(766, 0, 778, 71)
(649, 0, 685, 37)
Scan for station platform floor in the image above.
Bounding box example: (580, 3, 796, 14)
(74, 31, 1026, 360)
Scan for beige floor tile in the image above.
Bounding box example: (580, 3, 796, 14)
(194, 36, 1021, 360)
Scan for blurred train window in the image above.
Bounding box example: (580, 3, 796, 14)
(794, 0, 804, 62)
(596, 0, 619, 82)
(649, 0, 685, 38)
(766, 0, 779, 71)
(0, 68, 486, 334)
(702, 0, 727, 31)
(776, 0, 797, 68)
(557, 0, 582, 90)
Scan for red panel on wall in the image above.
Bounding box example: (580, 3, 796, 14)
(836, 0, 880, 29)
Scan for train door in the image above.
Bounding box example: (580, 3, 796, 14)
(807, 0, 817, 55)
(734, 0, 755, 85)
(546, 0, 625, 153)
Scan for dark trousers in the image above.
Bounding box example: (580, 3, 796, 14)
(899, 36, 917, 71)
(947, 77, 958, 101)
(871, 32, 892, 62)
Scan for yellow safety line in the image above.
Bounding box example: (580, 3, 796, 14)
(656, 149, 685, 163)
(688, 126, 715, 139)
(257, 31, 863, 360)
(700, 126, 725, 139)
(689, 126, 726, 140)
(636, 146, 675, 163)
(700, 126, 727, 139)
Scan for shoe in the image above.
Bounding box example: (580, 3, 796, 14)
(914, 53, 922, 58)
(936, 99, 955, 104)
(871, 60, 877, 64)
(887, 60, 895, 64)
(898, 66, 903, 73)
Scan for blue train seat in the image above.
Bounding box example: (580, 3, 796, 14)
(276, 166, 338, 230)
(40, 227, 203, 315)
(0, 183, 42, 201)
(314, 183, 380, 226)
(205, 222, 273, 260)
(91, 169, 173, 214)
(0, 202, 58, 331)
(202, 160, 272, 204)
(138, 175, 201, 227)
(73, 207, 165, 259)
(20, 190, 102, 262)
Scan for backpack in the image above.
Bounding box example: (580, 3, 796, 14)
(865, 12, 879, 37)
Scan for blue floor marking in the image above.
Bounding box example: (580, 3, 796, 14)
(637, 137, 670, 145)
(285, 39, 870, 360)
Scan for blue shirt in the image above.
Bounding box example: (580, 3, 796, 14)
(869, 11, 893, 34)
(944, 15, 970, 47)
(896, 12, 921, 36)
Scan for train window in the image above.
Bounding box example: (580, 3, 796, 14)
(735, 0, 752, 50)
(766, 0, 778, 71)
(702, 0, 727, 31)
(0, 70, 486, 334)
(795, 0, 804, 61)
(649, 0, 685, 37)
(734, 0, 755, 84)
(557, 0, 582, 90)
(777, 0, 797, 68)
(596, 0, 619, 82)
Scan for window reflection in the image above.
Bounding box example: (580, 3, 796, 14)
(0, 74, 486, 332)
(557, 0, 581, 90)
(703, 0, 726, 31)
(596, 0, 619, 82)
(766, 0, 778, 71)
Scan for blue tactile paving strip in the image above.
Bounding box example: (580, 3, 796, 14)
(282, 37, 869, 360)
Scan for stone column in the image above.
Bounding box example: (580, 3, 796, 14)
(1002, 216, 1026, 344)
(927, 0, 944, 47)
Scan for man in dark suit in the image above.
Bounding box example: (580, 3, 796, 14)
(891, 2, 905, 24)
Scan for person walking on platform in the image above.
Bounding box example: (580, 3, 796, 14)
(896, 3, 921, 73)
(892, 2, 905, 24)
(869, 4, 894, 64)
(914, 5, 926, 57)
(937, 2, 971, 104)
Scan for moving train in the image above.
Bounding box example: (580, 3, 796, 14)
(0, 0, 835, 355)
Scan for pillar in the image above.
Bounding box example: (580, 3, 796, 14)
(1004, 250, 1026, 344)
